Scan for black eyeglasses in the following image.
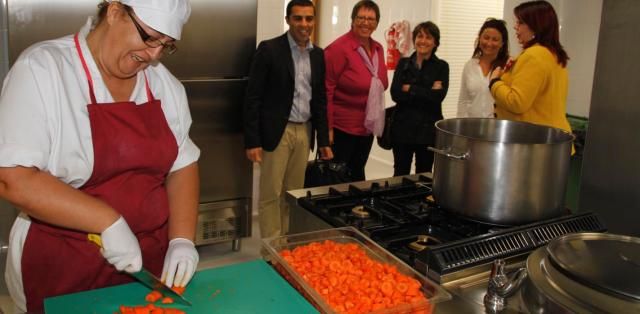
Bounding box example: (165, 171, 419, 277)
(126, 10, 177, 55)
(355, 16, 377, 24)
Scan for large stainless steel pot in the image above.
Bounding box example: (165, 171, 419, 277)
(429, 118, 574, 225)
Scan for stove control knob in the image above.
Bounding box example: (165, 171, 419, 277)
(483, 259, 527, 312)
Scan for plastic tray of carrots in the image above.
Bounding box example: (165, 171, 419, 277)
(261, 227, 451, 314)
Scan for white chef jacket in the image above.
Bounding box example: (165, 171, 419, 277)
(456, 58, 496, 118)
(0, 18, 200, 312)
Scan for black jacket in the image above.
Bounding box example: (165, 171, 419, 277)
(390, 53, 449, 145)
(243, 33, 329, 151)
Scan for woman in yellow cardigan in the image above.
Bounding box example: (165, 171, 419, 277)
(489, 0, 571, 135)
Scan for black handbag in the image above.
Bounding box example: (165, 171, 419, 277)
(304, 155, 352, 188)
(376, 106, 396, 150)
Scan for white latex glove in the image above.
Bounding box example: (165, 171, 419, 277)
(161, 238, 199, 288)
(100, 216, 143, 273)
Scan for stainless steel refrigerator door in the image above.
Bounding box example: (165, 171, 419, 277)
(184, 79, 252, 202)
(1, 0, 9, 83)
(161, 0, 257, 79)
(7, 0, 258, 79)
(7, 0, 95, 64)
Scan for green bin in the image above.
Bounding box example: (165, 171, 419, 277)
(566, 115, 588, 212)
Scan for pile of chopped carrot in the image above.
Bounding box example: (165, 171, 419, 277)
(118, 304, 184, 314)
(118, 286, 187, 314)
(279, 240, 431, 314)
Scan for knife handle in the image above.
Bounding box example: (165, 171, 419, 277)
(87, 233, 103, 248)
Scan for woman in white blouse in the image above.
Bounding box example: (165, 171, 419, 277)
(457, 18, 510, 118)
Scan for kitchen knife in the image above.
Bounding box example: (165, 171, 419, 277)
(87, 234, 192, 306)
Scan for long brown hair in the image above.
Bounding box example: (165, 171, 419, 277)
(472, 18, 510, 70)
(514, 0, 569, 67)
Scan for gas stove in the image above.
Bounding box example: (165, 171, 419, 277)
(290, 174, 606, 285)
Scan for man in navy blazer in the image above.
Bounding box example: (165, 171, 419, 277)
(244, 0, 332, 238)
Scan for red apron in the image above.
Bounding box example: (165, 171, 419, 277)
(20, 34, 178, 313)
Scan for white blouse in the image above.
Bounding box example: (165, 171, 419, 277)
(456, 58, 496, 118)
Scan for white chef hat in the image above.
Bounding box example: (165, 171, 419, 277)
(117, 0, 191, 40)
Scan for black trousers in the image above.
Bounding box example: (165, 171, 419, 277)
(392, 142, 434, 176)
(332, 128, 374, 182)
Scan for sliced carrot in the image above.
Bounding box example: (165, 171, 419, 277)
(144, 290, 162, 303)
(171, 286, 186, 296)
(380, 281, 394, 297)
(119, 305, 136, 314)
(160, 296, 174, 304)
(118, 305, 188, 314)
(133, 306, 151, 314)
(400, 280, 412, 291)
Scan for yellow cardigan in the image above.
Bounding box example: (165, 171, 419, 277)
(491, 44, 572, 134)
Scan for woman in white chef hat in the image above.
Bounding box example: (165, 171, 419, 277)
(0, 0, 200, 312)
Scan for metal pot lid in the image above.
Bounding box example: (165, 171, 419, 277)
(546, 232, 640, 301)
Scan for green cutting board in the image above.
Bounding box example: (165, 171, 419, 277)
(44, 259, 318, 314)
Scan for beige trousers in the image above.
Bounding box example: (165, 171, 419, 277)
(259, 122, 310, 238)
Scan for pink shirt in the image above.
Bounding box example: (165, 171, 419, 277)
(325, 30, 389, 135)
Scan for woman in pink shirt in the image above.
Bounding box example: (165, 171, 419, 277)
(324, 0, 389, 181)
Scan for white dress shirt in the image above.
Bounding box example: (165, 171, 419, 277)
(287, 32, 312, 123)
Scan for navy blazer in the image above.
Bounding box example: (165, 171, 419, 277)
(243, 33, 329, 151)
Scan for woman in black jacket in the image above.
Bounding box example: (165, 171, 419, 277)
(390, 21, 449, 176)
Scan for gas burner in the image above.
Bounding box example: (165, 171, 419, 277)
(408, 235, 442, 252)
(351, 205, 370, 218)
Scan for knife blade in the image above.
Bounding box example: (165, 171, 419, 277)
(87, 234, 192, 306)
(130, 267, 192, 306)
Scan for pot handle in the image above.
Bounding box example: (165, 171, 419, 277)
(428, 147, 469, 160)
